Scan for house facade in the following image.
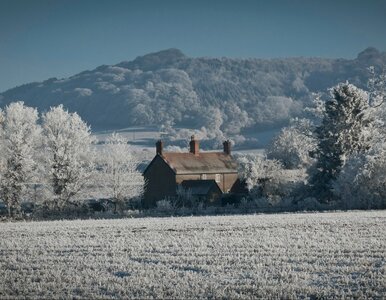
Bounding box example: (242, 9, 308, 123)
(142, 136, 240, 208)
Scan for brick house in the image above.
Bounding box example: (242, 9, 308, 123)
(142, 136, 240, 208)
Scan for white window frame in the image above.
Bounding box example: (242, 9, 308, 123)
(201, 174, 207, 180)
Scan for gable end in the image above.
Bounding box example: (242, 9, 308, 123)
(143, 154, 176, 175)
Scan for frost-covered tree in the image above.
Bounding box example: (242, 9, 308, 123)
(255, 96, 303, 125)
(40, 105, 95, 210)
(96, 133, 144, 213)
(309, 83, 374, 202)
(200, 107, 226, 144)
(334, 145, 386, 210)
(222, 102, 251, 135)
(333, 105, 386, 210)
(237, 154, 285, 200)
(237, 154, 311, 210)
(368, 66, 386, 107)
(0, 102, 40, 217)
(267, 118, 316, 169)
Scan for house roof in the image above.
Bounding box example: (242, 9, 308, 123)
(181, 180, 222, 196)
(161, 152, 238, 174)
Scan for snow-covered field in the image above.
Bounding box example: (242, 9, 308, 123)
(1, 211, 385, 299)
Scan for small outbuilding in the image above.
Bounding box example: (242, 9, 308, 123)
(180, 179, 223, 205)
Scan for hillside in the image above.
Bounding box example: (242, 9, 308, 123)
(1, 47, 385, 142)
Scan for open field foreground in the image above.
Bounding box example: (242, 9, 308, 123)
(1, 211, 385, 299)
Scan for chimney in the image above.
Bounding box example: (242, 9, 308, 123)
(156, 140, 163, 156)
(223, 140, 231, 155)
(189, 135, 199, 156)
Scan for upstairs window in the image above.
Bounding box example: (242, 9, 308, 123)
(215, 174, 221, 183)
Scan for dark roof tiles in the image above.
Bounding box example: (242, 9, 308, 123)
(161, 152, 238, 174)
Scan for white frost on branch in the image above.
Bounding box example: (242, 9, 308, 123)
(40, 105, 95, 210)
(0, 102, 40, 216)
(267, 118, 316, 169)
(95, 133, 145, 212)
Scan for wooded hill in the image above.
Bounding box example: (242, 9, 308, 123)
(1, 47, 385, 134)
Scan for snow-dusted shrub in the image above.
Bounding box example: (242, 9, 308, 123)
(176, 185, 199, 208)
(156, 199, 174, 213)
(239, 197, 255, 212)
(296, 197, 324, 211)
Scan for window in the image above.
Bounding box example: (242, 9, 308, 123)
(215, 174, 221, 183)
(201, 174, 207, 180)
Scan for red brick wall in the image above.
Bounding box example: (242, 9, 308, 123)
(143, 156, 176, 208)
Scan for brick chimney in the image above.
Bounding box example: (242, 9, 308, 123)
(223, 140, 231, 155)
(189, 135, 199, 156)
(156, 140, 163, 156)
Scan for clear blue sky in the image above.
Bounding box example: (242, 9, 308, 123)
(1, 0, 386, 92)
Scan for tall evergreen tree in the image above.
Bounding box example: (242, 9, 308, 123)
(310, 83, 374, 202)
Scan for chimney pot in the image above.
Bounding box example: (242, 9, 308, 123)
(223, 140, 231, 155)
(156, 140, 163, 155)
(189, 135, 199, 155)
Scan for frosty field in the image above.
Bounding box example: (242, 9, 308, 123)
(1, 211, 385, 299)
